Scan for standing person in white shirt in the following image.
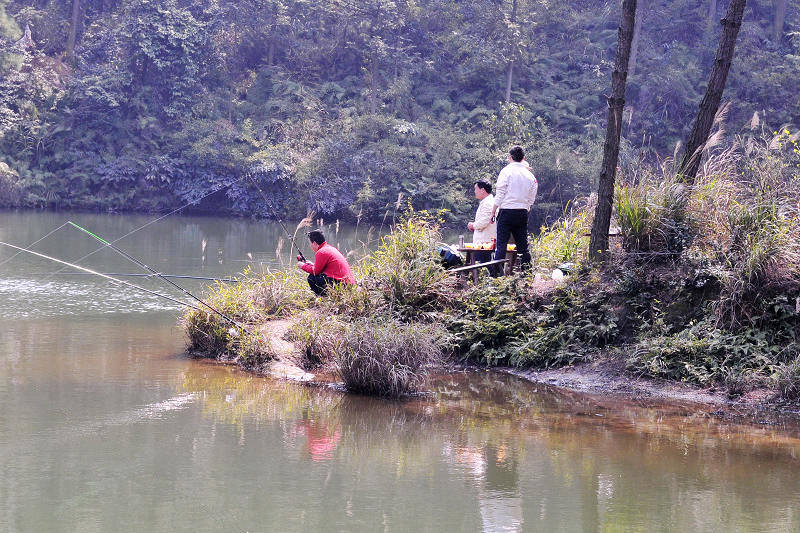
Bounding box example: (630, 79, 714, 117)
(491, 146, 538, 272)
(467, 180, 497, 263)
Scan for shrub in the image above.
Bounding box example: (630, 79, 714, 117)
(335, 318, 445, 397)
(772, 358, 800, 401)
(234, 331, 279, 370)
(451, 274, 618, 368)
(183, 268, 316, 355)
(530, 200, 591, 272)
(359, 213, 457, 318)
(0, 162, 21, 207)
(248, 269, 315, 317)
(288, 310, 343, 370)
(614, 175, 693, 256)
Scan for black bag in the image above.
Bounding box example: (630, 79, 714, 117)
(437, 245, 463, 269)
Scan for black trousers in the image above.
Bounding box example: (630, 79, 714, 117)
(474, 250, 494, 264)
(307, 274, 340, 296)
(493, 208, 531, 272)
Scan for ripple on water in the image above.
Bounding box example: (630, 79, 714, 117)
(0, 277, 185, 318)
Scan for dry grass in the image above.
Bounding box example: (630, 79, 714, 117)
(335, 318, 445, 397)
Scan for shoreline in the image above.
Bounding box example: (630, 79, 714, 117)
(189, 321, 800, 420)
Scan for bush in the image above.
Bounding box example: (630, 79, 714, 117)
(614, 175, 693, 256)
(359, 213, 458, 319)
(335, 318, 445, 397)
(234, 330, 279, 370)
(0, 162, 21, 206)
(772, 358, 800, 401)
(288, 310, 343, 370)
(450, 273, 618, 368)
(183, 268, 315, 354)
(530, 200, 591, 272)
(248, 269, 315, 317)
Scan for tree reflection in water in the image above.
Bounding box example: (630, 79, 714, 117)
(179, 363, 800, 531)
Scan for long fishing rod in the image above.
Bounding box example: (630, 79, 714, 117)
(0, 241, 202, 311)
(67, 221, 244, 330)
(245, 174, 307, 262)
(46, 176, 246, 280)
(57, 272, 239, 282)
(0, 221, 71, 268)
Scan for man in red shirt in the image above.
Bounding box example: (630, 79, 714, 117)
(297, 229, 355, 295)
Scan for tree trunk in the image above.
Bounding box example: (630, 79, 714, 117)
(679, 0, 747, 183)
(505, 62, 514, 102)
(774, 0, 787, 42)
(369, 56, 378, 114)
(66, 0, 82, 60)
(504, 0, 518, 103)
(707, 0, 717, 33)
(628, 0, 645, 78)
(589, 0, 637, 263)
(629, 0, 643, 77)
(267, 41, 275, 66)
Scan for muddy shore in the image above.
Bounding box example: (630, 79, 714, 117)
(219, 318, 800, 419)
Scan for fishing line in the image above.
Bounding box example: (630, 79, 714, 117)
(57, 272, 239, 282)
(245, 174, 308, 262)
(0, 222, 71, 268)
(46, 176, 246, 279)
(0, 240, 201, 311)
(67, 221, 245, 330)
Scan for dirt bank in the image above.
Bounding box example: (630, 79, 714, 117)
(508, 358, 781, 409)
(239, 318, 796, 417)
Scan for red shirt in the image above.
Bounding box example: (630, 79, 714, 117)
(300, 242, 355, 284)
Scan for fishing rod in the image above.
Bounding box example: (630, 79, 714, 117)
(0, 221, 71, 268)
(245, 174, 308, 262)
(46, 176, 245, 281)
(57, 272, 239, 283)
(0, 241, 202, 312)
(67, 221, 245, 330)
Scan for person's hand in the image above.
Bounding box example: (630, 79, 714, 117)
(297, 261, 306, 269)
(467, 222, 475, 231)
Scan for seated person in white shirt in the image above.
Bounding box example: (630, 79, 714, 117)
(467, 180, 496, 263)
(491, 146, 538, 273)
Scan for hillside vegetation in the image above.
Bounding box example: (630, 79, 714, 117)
(1, 0, 798, 224)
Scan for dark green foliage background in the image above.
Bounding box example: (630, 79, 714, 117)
(0, 0, 798, 221)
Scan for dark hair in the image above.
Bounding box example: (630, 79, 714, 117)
(308, 229, 326, 245)
(509, 146, 525, 162)
(474, 180, 492, 194)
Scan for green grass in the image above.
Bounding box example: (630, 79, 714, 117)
(184, 134, 800, 400)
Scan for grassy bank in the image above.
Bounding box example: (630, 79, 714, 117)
(182, 132, 800, 401)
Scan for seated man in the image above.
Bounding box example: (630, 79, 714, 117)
(297, 229, 355, 295)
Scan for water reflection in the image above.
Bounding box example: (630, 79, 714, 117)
(3, 210, 800, 531)
(179, 365, 800, 532)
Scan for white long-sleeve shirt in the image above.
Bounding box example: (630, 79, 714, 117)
(472, 193, 497, 244)
(493, 162, 538, 211)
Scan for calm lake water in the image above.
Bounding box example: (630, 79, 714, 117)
(1, 210, 800, 532)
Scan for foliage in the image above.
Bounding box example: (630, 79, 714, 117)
(0, 161, 21, 206)
(628, 294, 800, 393)
(449, 273, 619, 368)
(358, 212, 458, 318)
(2, 0, 795, 220)
(333, 317, 445, 397)
(529, 199, 592, 272)
(614, 175, 693, 256)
